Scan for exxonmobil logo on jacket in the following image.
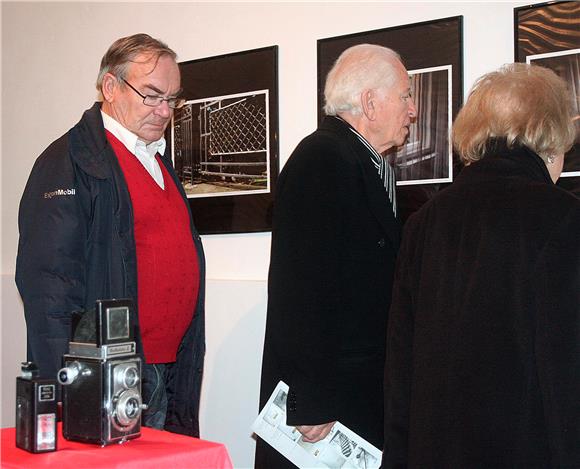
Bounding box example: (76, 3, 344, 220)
(44, 188, 76, 199)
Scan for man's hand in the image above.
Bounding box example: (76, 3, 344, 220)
(296, 422, 336, 443)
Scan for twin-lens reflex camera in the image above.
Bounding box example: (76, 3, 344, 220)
(57, 299, 145, 445)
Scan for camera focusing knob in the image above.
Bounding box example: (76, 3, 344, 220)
(57, 361, 82, 385)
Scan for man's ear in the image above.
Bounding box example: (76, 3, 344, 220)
(101, 73, 118, 103)
(361, 89, 376, 121)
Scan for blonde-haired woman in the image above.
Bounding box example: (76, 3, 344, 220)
(382, 63, 579, 468)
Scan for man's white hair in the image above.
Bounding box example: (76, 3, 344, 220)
(324, 44, 401, 116)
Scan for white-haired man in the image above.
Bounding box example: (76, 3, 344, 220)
(256, 44, 416, 468)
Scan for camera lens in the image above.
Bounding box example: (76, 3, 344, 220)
(114, 364, 140, 389)
(124, 367, 139, 388)
(125, 397, 139, 419)
(114, 389, 142, 427)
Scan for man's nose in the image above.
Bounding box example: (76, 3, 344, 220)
(408, 98, 417, 118)
(155, 100, 172, 118)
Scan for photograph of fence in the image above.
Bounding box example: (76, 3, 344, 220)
(172, 90, 270, 198)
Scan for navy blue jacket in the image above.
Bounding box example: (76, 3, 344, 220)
(16, 102, 206, 437)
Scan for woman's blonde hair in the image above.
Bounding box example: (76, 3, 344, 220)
(453, 63, 576, 164)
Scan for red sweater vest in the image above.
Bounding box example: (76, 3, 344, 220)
(107, 131, 199, 363)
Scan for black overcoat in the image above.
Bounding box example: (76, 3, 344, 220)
(256, 117, 401, 468)
(16, 103, 206, 437)
(382, 144, 580, 468)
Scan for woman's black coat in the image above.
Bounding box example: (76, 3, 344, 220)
(383, 145, 580, 468)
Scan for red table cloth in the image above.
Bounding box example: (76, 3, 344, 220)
(1, 424, 233, 468)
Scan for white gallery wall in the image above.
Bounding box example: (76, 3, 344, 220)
(2, 2, 528, 467)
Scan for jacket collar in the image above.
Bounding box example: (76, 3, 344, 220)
(474, 138, 554, 185)
(320, 116, 401, 250)
(68, 102, 113, 179)
(68, 102, 174, 179)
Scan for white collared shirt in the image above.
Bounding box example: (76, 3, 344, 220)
(101, 110, 166, 189)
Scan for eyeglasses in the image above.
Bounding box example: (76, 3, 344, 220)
(122, 78, 186, 109)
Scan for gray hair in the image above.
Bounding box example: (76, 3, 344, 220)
(96, 33, 177, 97)
(453, 62, 576, 164)
(324, 44, 402, 116)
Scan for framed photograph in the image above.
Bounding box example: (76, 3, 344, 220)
(317, 16, 463, 189)
(395, 65, 453, 186)
(168, 46, 279, 234)
(515, 1, 580, 193)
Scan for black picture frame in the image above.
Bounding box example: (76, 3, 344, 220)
(317, 16, 463, 221)
(168, 46, 279, 234)
(515, 1, 580, 195)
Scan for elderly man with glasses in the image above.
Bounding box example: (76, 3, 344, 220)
(16, 33, 206, 437)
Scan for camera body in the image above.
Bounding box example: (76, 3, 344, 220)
(15, 362, 57, 453)
(59, 299, 144, 445)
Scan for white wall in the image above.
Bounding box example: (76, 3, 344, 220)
(1, 2, 527, 467)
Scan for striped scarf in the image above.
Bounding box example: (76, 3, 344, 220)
(346, 123, 397, 217)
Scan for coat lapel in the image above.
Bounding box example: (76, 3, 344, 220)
(321, 117, 401, 251)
